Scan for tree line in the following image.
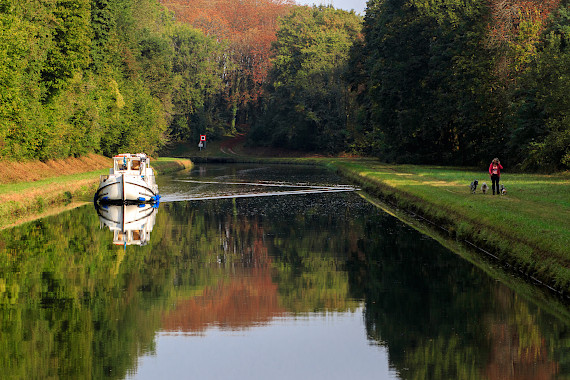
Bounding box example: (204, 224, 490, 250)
(252, 0, 570, 170)
(0, 0, 291, 160)
(351, 0, 570, 170)
(1, 0, 568, 170)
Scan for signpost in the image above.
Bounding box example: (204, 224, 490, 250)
(199, 135, 206, 150)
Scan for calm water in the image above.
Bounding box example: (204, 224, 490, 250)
(1, 164, 570, 379)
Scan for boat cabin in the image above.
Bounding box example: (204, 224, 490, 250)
(113, 229, 149, 246)
(113, 153, 148, 174)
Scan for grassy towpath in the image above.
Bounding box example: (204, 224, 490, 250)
(0, 156, 192, 229)
(158, 137, 570, 291)
(329, 159, 570, 291)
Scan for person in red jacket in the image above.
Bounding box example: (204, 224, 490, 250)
(489, 158, 503, 195)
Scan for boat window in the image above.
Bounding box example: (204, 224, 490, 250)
(132, 230, 141, 241)
(116, 159, 128, 171)
(115, 231, 125, 242)
(131, 160, 140, 170)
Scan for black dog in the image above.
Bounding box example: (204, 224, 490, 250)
(470, 180, 478, 194)
(500, 184, 507, 195)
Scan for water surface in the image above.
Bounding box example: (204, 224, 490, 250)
(1, 164, 570, 379)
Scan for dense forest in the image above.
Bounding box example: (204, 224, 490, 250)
(350, 0, 570, 169)
(0, 0, 568, 170)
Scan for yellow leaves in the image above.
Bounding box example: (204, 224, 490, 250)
(0, 278, 20, 305)
(109, 79, 125, 109)
(507, 9, 543, 72)
(487, 0, 561, 78)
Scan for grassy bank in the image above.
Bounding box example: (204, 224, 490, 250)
(153, 157, 194, 174)
(327, 159, 570, 292)
(0, 156, 192, 229)
(0, 169, 109, 229)
(166, 141, 570, 292)
(164, 140, 570, 291)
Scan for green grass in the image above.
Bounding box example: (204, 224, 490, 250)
(0, 169, 108, 195)
(153, 157, 193, 173)
(0, 168, 108, 228)
(329, 159, 570, 290)
(0, 158, 192, 229)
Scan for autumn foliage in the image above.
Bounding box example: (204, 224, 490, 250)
(162, 0, 294, 105)
(161, 271, 286, 333)
(487, 0, 561, 76)
(161, 220, 286, 332)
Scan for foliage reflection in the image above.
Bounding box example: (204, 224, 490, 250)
(1, 191, 570, 379)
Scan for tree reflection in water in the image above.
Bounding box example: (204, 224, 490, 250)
(349, 210, 565, 380)
(0, 184, 569, 379)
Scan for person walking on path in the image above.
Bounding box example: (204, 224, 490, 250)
(489, 158, 503, 195)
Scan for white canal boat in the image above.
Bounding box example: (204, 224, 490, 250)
(95, 153, 160, 204)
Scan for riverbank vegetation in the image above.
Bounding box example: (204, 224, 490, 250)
(248, 6, 362, 153)
(0, 154, 191, 229)
(0, 0, 293, 161)
(347, 0, 570, 169)
(2, 0, 568, 170)
(329, 160, 570, 290)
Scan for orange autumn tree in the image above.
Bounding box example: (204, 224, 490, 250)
(161, 0, 295, 132)
(486, 0, 560, 80)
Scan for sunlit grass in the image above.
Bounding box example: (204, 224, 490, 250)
(331, 159, 570, 289)
(0, 157, 192, 229)
(153, 157, 193, 173)
(0, 169, 108, 195)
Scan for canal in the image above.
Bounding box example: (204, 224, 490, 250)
(1, 164, 569, 379)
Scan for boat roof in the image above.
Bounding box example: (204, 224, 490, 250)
(113, 153, 148, 159)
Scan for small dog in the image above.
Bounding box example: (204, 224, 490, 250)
(470, 180, 478, 194)
(500, 184, 507, 195)
(481, 182, 488, 194)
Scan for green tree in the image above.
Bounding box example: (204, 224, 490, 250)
(90, 0, 117, 72)
(250, 6, 362, 153)
(0, 4, 37, 158)
(169, 25, 228, 141)
(39, 0, 92, 101)
(509, 6, 570, 171)
(356, 0, 494, 164)
(0, 0, 180, 160)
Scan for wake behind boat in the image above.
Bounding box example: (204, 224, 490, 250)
(95, 153, 160, 204)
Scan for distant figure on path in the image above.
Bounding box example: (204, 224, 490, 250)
(489, 158, 503, 195)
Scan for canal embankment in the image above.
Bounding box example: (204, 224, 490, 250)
(173, 147, 570, 294)
(2, 146, 569, 295)
(0, 155, 192, 229)
(326, 159, 570, 294)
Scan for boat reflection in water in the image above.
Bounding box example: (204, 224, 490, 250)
(94, 202, 159, 246)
